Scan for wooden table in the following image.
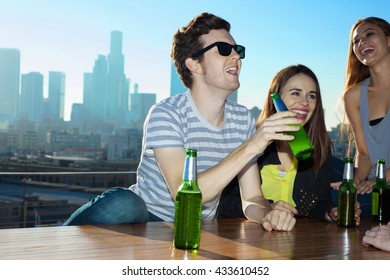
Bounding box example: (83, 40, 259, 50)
(0, 217, 389, 260)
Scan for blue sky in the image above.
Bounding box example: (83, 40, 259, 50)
(1, 0, 389, 129)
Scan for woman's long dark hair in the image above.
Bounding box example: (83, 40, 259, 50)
(257, 64, 332, 171)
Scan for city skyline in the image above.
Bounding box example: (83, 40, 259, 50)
(1, 0, 390, 129)
(1, 31, 158, 130)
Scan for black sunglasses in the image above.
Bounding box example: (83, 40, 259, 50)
(191, 41, 245, 59)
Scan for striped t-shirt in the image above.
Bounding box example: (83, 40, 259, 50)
(131, 91, 256, 221)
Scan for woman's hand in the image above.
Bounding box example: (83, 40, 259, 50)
(270, 201, 298, 216)
(331, 179, 373, 194)
(261, 209, 296, 232)
(330, 181, 341, 190)
(329, 202, 361, 225)
(356, 179, 374, 194)
(326, 207, 338, 222)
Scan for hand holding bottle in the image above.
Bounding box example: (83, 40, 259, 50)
(271, 93, 314, 160)
(249, 111, 300, 156)
(328, 203, 361, 225)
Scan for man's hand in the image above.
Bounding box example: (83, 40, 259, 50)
(362, 222, 390, 252)
(248, 111, 300, 155)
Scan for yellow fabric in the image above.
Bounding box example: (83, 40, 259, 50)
(260, 157, 298, 207)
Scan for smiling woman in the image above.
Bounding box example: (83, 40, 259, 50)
(218, 64, 347, 224)
(341, 17, 390, 194)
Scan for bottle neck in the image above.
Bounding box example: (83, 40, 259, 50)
(271, 93, 289, 112)
(376, 162, 385, 180)
(183, 156, 197, 181)
(343, 162, 354, 180)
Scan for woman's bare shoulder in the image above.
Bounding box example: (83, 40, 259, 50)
(344, 83, 362, 105)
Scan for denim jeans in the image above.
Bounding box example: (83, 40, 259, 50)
(63, 187, 162, 225)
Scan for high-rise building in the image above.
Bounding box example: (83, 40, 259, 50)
(48, 71, 65, 120)
(107, 31, 128, 122)
(107, 128, 142, 162)
(0, 48, 20, 122)
(70, 103, 85, 123)
(128, 83, 156, 130)
(82, 72, 93, 120)
(170, 61, 187, 96)
(83, 55, 108, 122)
(19, 72, 44, 122)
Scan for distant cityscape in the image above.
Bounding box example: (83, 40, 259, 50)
(0, 30, 350, 228)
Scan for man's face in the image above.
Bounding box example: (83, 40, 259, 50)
(195, 29, 243, 95)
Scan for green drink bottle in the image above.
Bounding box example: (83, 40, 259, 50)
(337, 157, 357, 227)
(372, 159, 390, 223)
(174, 148, 202, 250)
(271, 93, 314, 160)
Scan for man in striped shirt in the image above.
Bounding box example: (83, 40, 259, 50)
(64, 12, 300, 232)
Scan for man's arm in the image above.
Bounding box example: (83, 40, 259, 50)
(238, 163, 296, 231)
(154, 142, 264, 202)
(154, 111, 301, 203)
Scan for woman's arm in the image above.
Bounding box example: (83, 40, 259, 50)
(344, 86, 372, 185)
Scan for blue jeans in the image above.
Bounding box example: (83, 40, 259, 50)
(63, 187, 162, 225)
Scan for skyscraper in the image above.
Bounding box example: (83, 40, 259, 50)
(19, 72, 44, 122)
(48, 71, 65, 120)
(107, 31, 128, 122)
(83, 55, 108, 121)
(0, 48, 20, 121)
(128, 83, 156, 130)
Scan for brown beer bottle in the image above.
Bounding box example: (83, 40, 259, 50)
(337, 157, 357, 227)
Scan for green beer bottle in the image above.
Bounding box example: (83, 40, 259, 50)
(173, 148, 202, 250)
(372, 159, 390, 223)
(337, 157, 357, 227)
(271, 93, 314, 160)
